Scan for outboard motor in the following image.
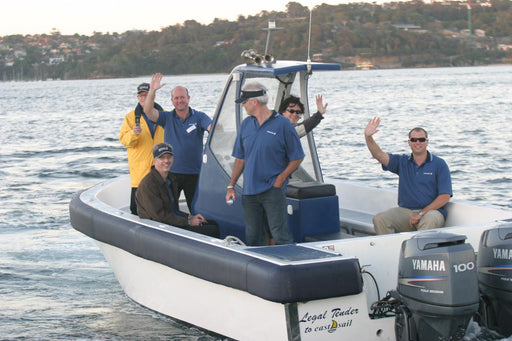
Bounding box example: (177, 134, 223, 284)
(476, 223, 512, 337)
(395, 231, 479, 341)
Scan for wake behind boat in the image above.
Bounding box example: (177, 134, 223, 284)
(69, 22, 512, 341)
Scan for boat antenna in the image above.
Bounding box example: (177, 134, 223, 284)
(263, 20, 283, 56)
(306, 7, 313, 74)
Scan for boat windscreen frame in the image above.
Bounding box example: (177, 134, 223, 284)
(236, 69, 323, 183)
(205, 62, 340, 186)
(297, 70, 323, 182)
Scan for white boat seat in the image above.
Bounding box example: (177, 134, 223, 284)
(339, 208, 376, 236)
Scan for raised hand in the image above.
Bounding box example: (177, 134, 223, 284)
(316, 94, 328, 115)
(365, 117, 381, 138)
(150, 73, 166, 92)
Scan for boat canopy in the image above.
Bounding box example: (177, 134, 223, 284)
(232, 60, 341, 76)
(193, 59, 341, 241)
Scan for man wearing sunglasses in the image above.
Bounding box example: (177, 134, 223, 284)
(364, 117, 452, 234)
(279, 94, 328, 138)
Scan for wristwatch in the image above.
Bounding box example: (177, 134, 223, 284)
(418, 211, 424, 217)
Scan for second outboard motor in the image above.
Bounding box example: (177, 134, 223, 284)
(476, 223, 512, 337)
(395, 231, 479, 341)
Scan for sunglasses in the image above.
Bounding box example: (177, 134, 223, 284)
(409, 137, 427, 142)
(287, 109, 303, 115)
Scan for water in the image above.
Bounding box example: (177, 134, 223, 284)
(1, 65, 511, 340)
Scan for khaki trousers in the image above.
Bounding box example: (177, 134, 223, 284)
(373, 207, 445, 235)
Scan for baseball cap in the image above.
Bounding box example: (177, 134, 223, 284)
(137, 83, 150, 94)
(152, 143, 174, 158)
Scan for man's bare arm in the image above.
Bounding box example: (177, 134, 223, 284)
(144, 73, 166, 122)
(273, 158, 304, 188)
(364, 117, 390, 167)
(225, 158, 245, 202)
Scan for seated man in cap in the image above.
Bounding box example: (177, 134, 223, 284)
(136, 143, 220, 238)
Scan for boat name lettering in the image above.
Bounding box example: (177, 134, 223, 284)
(331, 307, 359, 317)
(300, 306, 359, 324)
(304, 319, 353, 334)
(300, 306, 359, 335)
(412, 259, 446, 271)
(493, 248, 512, 260)
(300, 310, 328, 324)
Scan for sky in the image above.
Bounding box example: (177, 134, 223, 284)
(2, 0, 376, 36)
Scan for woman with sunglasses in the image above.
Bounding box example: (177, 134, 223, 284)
(364, 117, 452, 235)
(278, 94, 328, 138)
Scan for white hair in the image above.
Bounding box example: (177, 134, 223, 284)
(242, 82, 268, 105)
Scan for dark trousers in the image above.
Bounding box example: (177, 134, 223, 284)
(170, 173, 199, 212)
(130, 187, 138, 215)
(242, 187, 293, 246)
(183, 220, 220, 238)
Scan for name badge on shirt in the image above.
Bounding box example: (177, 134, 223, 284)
(186, 124, 197, 133)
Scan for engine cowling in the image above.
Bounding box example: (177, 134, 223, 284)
(476, 223, 512, 337)
(395, 230, 479, 341)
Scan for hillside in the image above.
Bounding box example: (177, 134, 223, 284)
(1, 0, 511, 81)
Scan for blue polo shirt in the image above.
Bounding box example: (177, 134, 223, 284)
(156, 108, 212, 174)
(233, 112, 305, 195)
(384, 152, 452, 218)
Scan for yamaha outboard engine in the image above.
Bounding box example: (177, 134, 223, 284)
(395, 231, 479, 341)
(476, 223, 512, 337)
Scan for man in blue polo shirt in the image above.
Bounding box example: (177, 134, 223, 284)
(364, 117, 452, 234)
(225, 82, 305, 246)
(144, 73, 212, 212)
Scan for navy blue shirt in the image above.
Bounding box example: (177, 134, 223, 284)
(233, 112, 305, 195)
(384, 151, 452, 218)
(156, 108, 212, 174)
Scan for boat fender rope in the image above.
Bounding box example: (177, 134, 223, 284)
(222, 235, 246, 246)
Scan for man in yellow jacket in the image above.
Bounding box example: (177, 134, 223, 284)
(119, 83, 164, 214)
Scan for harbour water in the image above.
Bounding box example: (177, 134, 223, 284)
(1, 65, 511, 340)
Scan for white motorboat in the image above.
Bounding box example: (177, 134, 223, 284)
(69, 29, 512, 341)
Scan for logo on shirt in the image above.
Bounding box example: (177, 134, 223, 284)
(423, 172, 433, 175)
(266, 130, 277, 135)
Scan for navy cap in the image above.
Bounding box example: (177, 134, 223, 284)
(152, 143, 174, 158)
(137, 83, 150, 94)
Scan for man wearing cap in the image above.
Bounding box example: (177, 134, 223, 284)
(136, 143, 220, 238)
(225, 82, 305, 246)
(144, 73, 212, 212)
(119, 82, 164, 215)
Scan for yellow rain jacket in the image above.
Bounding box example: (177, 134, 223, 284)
(119, 106, 164, 188)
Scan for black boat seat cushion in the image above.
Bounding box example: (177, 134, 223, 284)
(286, 181, 336, 199)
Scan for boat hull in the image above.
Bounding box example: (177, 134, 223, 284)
(96, 240, 397, 340)
(69, 175, 512, 340)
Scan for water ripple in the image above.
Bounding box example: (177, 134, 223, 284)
(1, 67, 511, 340)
